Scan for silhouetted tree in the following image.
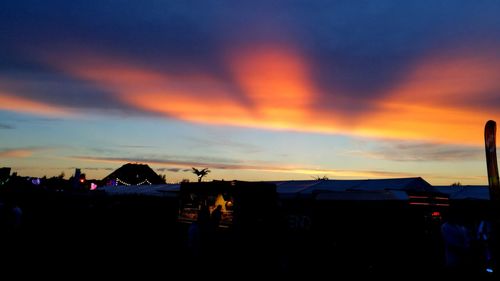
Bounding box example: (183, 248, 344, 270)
(58, 172, 65, 179)
(312, 175, 329, 181)
(451, 182, 462, 187)
(159, 174, 167, 183)
(192, 167, 210, 182)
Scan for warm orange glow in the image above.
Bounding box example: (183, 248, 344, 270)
(0, 148, 37, 158)
(277, 168, 411, 179)
(47, 50, 257, 127)
(389, 52, 500, 105)
(359, 50, 500, 144)
(71, 155, 415, 179)
(0, 92, 71, 116)
(227, 46, 315, 128)
(39, 45, 500, 145)
(123, 91, 252, 126)
(356, 102, 487, 142)
(43, 46, 351, 133)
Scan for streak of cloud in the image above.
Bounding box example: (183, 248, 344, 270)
(71, 155, 416, 179)
(0, 123, 14, 129)
(348, 140, 483, 162)
(0, 147, 47, 158)
(0, 92, 73, 117)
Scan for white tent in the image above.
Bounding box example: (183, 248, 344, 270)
(435, 185, 490, 200)
(272, 177, 432, 200)
(98, 184, 180, 197)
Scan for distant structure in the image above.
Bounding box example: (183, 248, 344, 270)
(0, 167, 11, 185)
(102, 163, 165, 186)
(73, 168, 81, 189)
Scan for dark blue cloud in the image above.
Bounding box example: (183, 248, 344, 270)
(0, 71, 129, 110)
(297, 1, 500, 107)
(0, 123, 14, 129)
(2, 0, 500, 114)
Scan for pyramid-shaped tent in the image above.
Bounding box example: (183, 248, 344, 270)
(102, 163, 165, 186)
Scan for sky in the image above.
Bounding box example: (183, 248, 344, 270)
(1, 0, 500, 185)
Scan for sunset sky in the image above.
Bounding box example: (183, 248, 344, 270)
(1, 0, 500, 185)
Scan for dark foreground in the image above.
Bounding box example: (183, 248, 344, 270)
(1, 189, 498, 279)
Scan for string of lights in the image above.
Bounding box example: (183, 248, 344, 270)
(115, 178, 152, 186)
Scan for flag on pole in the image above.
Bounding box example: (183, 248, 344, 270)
(485, 120, 500, 201)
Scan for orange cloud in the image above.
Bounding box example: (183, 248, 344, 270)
(48, 49, 256, 126)
(0, 148, 39, 158)
(47, 46, 347, 133)
(0, 92, 71, 116)
(42, 45, 500, 145)
(226, 46, 316, 128)
(361, 49, 500, 144)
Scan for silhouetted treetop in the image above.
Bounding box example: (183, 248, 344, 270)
(192, 167, 210, 182)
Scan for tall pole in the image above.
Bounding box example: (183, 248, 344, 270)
(485, 120, 500, 201)
(74, 168, 81, 190)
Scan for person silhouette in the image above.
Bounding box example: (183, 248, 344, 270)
(188, 205, 210, 260)
(0, 198, 22, 233)
(211, 205, 222, 229)
(441, 203, 478, 275)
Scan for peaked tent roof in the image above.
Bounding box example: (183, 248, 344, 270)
(102, 163, 165, 185)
